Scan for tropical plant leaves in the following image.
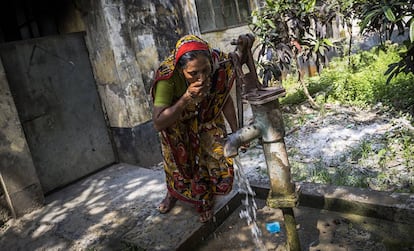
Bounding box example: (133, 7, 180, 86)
(383, 6, 396, 22)
(251, 0, 413, 86)
(360, 9, 381, 31)
(385, 43, 414, 84)
(358, 0, 414, 83)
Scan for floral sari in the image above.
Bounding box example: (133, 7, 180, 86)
(152, 35, 235, 212)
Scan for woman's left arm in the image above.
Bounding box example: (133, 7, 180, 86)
(222, 96, 238, 133)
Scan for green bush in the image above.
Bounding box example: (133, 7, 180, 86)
(281, 44, 414, 114)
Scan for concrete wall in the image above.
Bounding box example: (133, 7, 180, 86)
(0, 59, 44, 218)
(201, 25, 252, 52)
(81, 0, 152, 128)
(76, 0, 201, 166)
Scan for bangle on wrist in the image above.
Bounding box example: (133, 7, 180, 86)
(186, 89, 195, 99)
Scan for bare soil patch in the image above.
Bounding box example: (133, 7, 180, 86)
(241, 103, 414, 193)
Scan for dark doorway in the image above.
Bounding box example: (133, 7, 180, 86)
(0, 33, 116, 192)
(0, 0, 70, 43)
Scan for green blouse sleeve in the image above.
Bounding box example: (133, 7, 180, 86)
(153, 80, 174, 107)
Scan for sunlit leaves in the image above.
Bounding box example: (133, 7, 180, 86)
(383, 6, 396, 22)
(384, 42, 414, 84)
(357, 0, 414, 83)
(250, 0, 338, 73)
(266, 19, 276, 29)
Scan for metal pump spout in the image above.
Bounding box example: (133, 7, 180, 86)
(223, 122, 261, 158)
(224, 99, 296, 202)
(224, 95, 287, 159)
(224, 34, 301, 251)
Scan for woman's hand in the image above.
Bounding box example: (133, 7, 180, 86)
(153, 79, 211, 131)
(186, 79, 211, 103)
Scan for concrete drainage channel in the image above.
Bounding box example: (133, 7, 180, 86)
(177, 182, 414, 251)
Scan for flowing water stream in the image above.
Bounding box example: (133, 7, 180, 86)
(233, 156, 267, 251)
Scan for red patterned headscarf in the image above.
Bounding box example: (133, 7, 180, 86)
(174, 35, 210, 64)
(152, 35, 211, 88)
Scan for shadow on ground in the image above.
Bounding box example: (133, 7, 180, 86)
(0, 163, 168, 250)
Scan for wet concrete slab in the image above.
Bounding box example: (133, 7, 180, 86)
(196, 199, 414, 251)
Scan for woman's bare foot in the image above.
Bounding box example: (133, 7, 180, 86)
(158, 192, 177, 214)
(199, 209, 213, 223)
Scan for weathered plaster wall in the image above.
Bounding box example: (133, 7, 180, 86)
(0, 59, 44, 217)
(79, 0, 196, 124)
(76, 0, 198, 166)
(80, 0, 152, 129)
(118, 0, 196, 165)
(178, 0, 201, 36)
(201, 25, 253, 53)
(66, 0, 251, 128)
(123, 0, 195, 92)
(199, 0, 260, 51)
(58, 0, 200, 127)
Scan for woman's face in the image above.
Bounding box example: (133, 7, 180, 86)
(181, 55, 212, 85)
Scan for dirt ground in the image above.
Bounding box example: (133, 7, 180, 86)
(195, 199, 414, 251)
(240, 103, 414, 193)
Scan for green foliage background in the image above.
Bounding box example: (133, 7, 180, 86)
(281, 44, 414, 115)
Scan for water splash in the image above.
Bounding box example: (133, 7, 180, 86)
(234, 156, 266, 251)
